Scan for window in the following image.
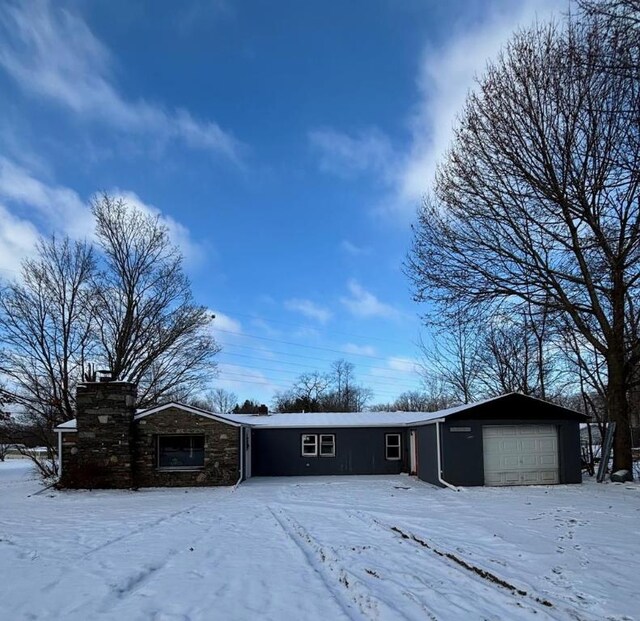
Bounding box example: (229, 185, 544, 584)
(301, 434, 318, 457)
(385, 433, 402, 461)
(319, 434, 336, 457)
(301, 433, 336, 457)
(157, 435, 205, 469)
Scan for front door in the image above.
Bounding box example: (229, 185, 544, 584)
(409, 430, 418, 475)
(244, 427, 252, 479)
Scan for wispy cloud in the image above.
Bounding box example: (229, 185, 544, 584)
(0, 1, 243, 162)
(386, 356, 419, 374)
(211, 311, 242, 335)
(308, 127, 395, 180)
(284, 298, 332, 324)
(340, 240, 370, 256)
(0, 156, 93, 238)
(340, 280, 399, 320)
(343, 343, 376, 357)
(0, 158, 205, 271)
(309, 0, 562, 222)
(0, 203, 40, 274)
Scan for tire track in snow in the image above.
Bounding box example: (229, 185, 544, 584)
(275, 503, 560, 620)
(350, 510, 597, 621)
(83, 504, 200, 557)
(270, 505, 439, 621)
(269, 506, 389, 621)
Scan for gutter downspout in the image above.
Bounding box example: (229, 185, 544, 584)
(57, 431, 63, 480)
(233, 425, 245, 490)
(435, 420, 460, 491)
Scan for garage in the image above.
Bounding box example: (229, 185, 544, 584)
(413, 393, 585, 488)
(482, 425, 559, 486)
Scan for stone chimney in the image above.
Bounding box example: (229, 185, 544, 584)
(74, 381, 137, 488)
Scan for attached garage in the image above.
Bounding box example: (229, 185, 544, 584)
(482, 425, 559, 486)
(414, 393, 585, 488)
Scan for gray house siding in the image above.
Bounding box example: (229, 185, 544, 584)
(251, 427, 408, 476)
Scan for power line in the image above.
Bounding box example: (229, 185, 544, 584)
(215, 328, 417, 363)
(219, 348, 421, 379)
(218, 360, 421, 391)
(213, 308, 411, 345)
(215, 371, 411, 400)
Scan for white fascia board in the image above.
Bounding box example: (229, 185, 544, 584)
(134, 402, 241, 427)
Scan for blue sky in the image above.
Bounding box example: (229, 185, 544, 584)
(0, 0, 562, 406)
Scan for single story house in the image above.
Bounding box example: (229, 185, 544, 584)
(55, 380, 585, 489)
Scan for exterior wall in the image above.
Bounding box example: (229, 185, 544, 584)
(134, 408, 240, 487)
(61, 381, 137, 489)
(252, 427, 408, 476)
(59, 432, 79, 481)
(415, 425, 440, 486)
(439, 418, 582, 486)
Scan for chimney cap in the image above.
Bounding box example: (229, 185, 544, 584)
(97, 369, 113, 382)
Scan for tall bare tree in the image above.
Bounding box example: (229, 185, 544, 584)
(420, 306, 481, 404)
(91, 195, 219, 406)
(0, 237, 95, 474)
(190, 387, 238, 413)
(407, 15, 640, 474)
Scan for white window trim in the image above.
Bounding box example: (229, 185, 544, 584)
(319, 434, 336, 457)
(157, 434, 206, 471)
(385, 433, 402, 461)
(301, 433, 318, 457)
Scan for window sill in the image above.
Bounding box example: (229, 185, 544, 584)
(156, 467, 205, 472)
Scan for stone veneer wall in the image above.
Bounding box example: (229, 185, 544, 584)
(134, 407, 240, 487)
(62, 381, 137, 489)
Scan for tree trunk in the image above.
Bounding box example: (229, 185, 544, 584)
(607, 268, 633, 476)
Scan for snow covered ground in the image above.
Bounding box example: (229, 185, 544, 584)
(1, 460, 639, 621)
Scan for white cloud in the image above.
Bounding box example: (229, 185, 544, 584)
(215, 362, 277, 402)
(0, 203, 40, 273)
(0, 158, 204, 272)
(340, 240, 370, 256)
(0, 1, 243, 161)
(308, 127, 394, 180)
(386, 356, 419, 374)
(211, 311, 242, 335)
(284, 298, 332, 323)
(0, 156, 93, 238)
(391, 0, 561, 218)
(340, 280, 399, 320)
(309, 0, 562, 222)
(343, 343, 376, 357)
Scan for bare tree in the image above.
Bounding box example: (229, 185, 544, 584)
(91, 195, 219, 406)
(325, 359, 372, 411)
(407, 16, 640, 474)
(191, 387, 238, 413)
(420, 307, 481, 404)
(0, 237, 95, 474)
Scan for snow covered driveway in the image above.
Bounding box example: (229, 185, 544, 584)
(1, 461, 639, 620)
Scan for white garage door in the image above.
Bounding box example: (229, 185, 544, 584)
(482, 425, 559, 486)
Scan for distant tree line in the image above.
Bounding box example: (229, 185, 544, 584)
(272, 359, 372, 413)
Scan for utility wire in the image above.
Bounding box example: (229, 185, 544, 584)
(215, 328, 417, 363)
(218, 360, 421, 391)
(219, 350, 421, 380)
(213, 308, 411, 345)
